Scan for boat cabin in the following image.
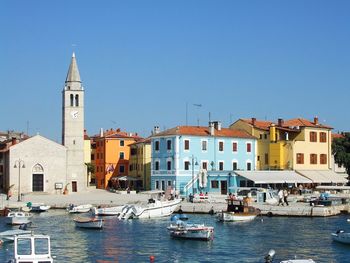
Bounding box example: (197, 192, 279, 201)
(12, 234, 53, 263)
(226, 199, 245, 213)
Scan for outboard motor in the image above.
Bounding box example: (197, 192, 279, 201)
(264, 249, 276, 263)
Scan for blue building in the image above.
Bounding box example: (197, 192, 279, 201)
(150, 122, 256, 196)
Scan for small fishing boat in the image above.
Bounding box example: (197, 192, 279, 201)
(67, 204, 92, 213)
(91, 205, 124, 216)
(217, 199, 260, 222)
(264, 249, 316, 263)
(331, 230, 350, 245)
(6, 211, 32, 225)
(0, 228, 32, 243)
(29, 203, 51, 213)
(74, 217, 103, 229)
(167, 220, 214, 241)
(8, 234, 53, 263)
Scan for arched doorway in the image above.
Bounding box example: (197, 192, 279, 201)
(32, 164, 44, 192)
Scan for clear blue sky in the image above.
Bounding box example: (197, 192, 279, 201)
(1, 1, 349, 142)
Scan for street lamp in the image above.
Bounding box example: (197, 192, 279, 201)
(14, 159, 25, 202)
(191, 155, 199, 195)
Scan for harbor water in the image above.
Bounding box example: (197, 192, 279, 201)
(0, 210, 349, 262)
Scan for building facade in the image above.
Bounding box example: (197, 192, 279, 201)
(150, 122, 256, 196)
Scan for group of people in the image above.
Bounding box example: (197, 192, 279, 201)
(277, 188, 289, 206)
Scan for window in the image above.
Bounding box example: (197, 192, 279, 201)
(296, 153, 304, 164)
(167, 180, 172, 186)
(264, 134, 268, 139)
(202, 161, 208, 170)
(247, 143, 251, 153)
(320, 132, 327, 143)
(310, 154, 317, 164)
(75, 94, 79, 107)
(202, 140, 207, 151)
(154, 141, 160, 151)
(247, 162, 252, 171)
(259, 134, 263, 139)
(167, 140, 172, 150)
(232, 162, 237, 170)
(91, 154, 94, 161)
(310, 132, 317, 142)
(119, 165, 125, 173)
(320, 154, 327, 164)
(119, 152, 125, 159)
(184, 140, 190, 150)
(232, 142, 237, 152)
(184, 161, 190, 170)
(154, 161, 160, 171)
(120, 140, 124, 146)
(70, 94, 74, 106)
(155, 180, 160, 189)
(218, 141, 224, 152)
(129, 164, 133, 171)
(167, 161, 172, 170)
(219, 161, 224, 171)
(211, 180, 219, 189)
(265, 153, 269, 165)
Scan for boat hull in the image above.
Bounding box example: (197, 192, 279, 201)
(217, 211, 257, 222)
(6, 212, 32, 225)
(168, 225, 214, 241)
(74, 218, 103, 229)
(332, 232, 350, 244)
(91, 206, 123, 216)
(68, 204, 93, 213)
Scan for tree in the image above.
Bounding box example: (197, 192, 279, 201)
(332, 132, 350, 184)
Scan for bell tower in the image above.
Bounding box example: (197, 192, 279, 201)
(62, 53, 86, 192)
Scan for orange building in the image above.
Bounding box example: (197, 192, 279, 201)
(93, 128, 142, 189)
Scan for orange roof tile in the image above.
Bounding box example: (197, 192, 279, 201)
(152, 126, 255, 139)
(332, 133, 345, 140)
(240, 118, 275, 131)
(282, 118, 332, 129)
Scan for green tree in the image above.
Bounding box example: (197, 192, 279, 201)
(86, 163, 95, 174)
(332, 132, 350, 184)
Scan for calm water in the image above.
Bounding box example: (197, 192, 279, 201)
(0, 210, 349, 262)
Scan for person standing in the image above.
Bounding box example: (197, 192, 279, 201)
(283, 189, 289, 206)
(278, 189, 284, 206)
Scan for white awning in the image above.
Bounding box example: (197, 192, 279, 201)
(296, 170, 348, 184)
(234, 171, 312, 184)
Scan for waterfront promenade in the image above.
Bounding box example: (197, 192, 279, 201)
(2, 188, 349, 217)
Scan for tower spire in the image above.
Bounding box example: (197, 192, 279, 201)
(65, 52, 81, 83)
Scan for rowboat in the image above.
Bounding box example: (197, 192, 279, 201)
(74, 217, 103, 229)
(67, 204, 92, 213)
(331, 230, 350, 245)
(29, 203, 51, 213)
(6, 211, 32, 225)
(217, 199, 260, 222)
(167, 221, 214, 241)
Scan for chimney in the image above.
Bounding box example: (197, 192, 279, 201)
(209, 122, 215, 136)
(278, 118, 284, 127)
(212, 121, 221, 131)
(153, 126, 160, 135)
(100, 128, 104, 137)
(251, 118, 256, 126)
(314, 116, 319, 125)
(11, 137, 17, 145)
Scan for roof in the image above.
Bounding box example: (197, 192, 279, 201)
(65, 52, 81, 83)
(129, 137, 151, 146)
(152, 126, 255, 139)
(282, 118, 332, 129)
(240, 119, 274, 131)
(332, 133, 345, 140)
(296, 170, 348, 184)
(235, 171, 312, 184)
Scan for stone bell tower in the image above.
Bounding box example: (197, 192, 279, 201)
(62, 53, 86, 192)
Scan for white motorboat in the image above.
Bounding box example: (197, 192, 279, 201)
(91, 205, 124, 216)
(0, 229, 32, 243)
(67, 204, 92, 213)
(74, 217, 103, 229)
(118, 198, 181, 220)
(331, 230, 350, 245)
(217, 199, 260, 222)
(29, 203, 51, 213)
(167, 221, 214, 241)
(8, 234, 53, 263)
(264, 249, 316, 263)
(6, 211, 32, 225)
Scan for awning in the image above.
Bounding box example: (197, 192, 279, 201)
(296, 170, 348, 184)
(234, 171, 312, 184)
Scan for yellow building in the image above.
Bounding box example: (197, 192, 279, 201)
(230, 117, 332, 171)
(83, 130, 93, 184)
(129, 138, 151, 190)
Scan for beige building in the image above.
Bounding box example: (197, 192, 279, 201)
(129, 138, 151, 190)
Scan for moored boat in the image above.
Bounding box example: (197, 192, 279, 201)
(67, 204, 92, 213)
(331, 230, 350, 245)
(264, 249, 316, 263)
(6, 211, 32, 225)
(217, 199, 260, 222)
(29, 203, 51, 213)
(74, 217, 103, 229)
(0, 228, 32, 243)
(167, 221, 214, 241)
(91, 205, 124, 216)
(8, 234, 53, 263)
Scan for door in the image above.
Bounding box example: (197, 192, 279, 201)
(72, 181, 77, 192)
(32, 174, 44, 192)
(221, 180, 227, 195)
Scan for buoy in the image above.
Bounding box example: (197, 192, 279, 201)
(150, 255, 155, 262)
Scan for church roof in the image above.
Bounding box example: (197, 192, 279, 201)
(65, 52, 81, 83)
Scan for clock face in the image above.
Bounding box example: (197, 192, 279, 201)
(70, 111, 78, 119)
